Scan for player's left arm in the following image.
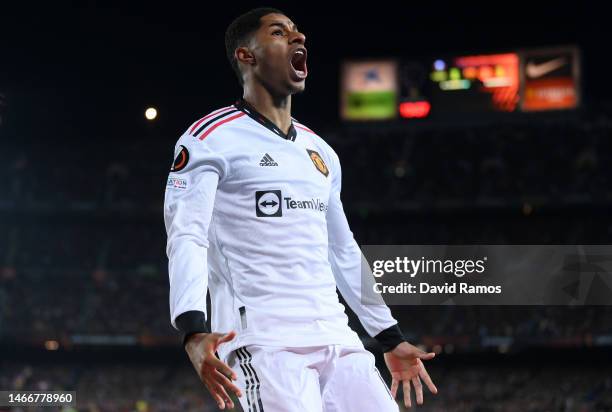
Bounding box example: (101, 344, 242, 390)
(325, 149, 438, 408)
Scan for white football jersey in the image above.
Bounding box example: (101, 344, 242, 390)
(164, 99, 398, 360)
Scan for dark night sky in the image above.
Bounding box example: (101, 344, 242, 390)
(0, 1, 609, 143)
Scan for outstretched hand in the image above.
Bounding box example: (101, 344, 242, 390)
(384, 341, 438, 408)
(185, 331, 241, 410)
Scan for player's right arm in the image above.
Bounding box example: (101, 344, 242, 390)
(163, 131, 241, 410)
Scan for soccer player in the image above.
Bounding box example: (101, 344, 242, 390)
(164, 7, 437, 411)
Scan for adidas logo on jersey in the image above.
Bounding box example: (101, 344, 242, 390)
(259, 153, 278, 166)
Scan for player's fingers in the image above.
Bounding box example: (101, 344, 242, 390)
(390, 377, 399, 399)
(206, 377, 234, 410)
(414, 350, 436, 361)
(216, 330, 237, 345)
(203, 379, 227, 410)
(412, 376, 424, 405)
(403, 378, 412, 408)
(418, 360, 438, 394)
(213, 369, 243, 397)
(206, 356, 238, 381)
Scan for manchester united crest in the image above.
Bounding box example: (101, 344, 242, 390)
(306, 149, 329, 177)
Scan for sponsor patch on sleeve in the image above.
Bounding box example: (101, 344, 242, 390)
(166, 175, 188, 190)
(170, 145, 189, 172)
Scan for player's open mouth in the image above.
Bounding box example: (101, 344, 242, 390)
(289, 47, 308, 81)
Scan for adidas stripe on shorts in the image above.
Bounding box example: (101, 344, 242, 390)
(226, 344, 399, 412)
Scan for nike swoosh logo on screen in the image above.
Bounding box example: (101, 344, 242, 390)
(525, 57, 568, 79)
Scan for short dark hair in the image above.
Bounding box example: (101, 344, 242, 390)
(225, 7, 286, 85)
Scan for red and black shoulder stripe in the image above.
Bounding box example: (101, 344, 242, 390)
(291, 118, 317, 136)
(188, 105, 245, 141)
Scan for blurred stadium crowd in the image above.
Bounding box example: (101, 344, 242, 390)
(1, 361, 611, 412)
(1, 110, 611, 344)
(1, 110, 611, 214)
(1, 107, 612, 411)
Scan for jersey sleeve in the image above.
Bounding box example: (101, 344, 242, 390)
(326, 149, 406, 352)
(163, 131, 229, 344)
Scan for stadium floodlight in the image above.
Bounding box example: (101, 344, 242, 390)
(145, 107, 158, 120)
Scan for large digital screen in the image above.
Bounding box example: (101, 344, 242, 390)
(520, 47, 580, 111)
(340, 61, 398, 120)
(341, 46, 581, 121)
(427, 53, 520, 114)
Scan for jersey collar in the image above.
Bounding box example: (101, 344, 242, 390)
(234, 98, 297, 142)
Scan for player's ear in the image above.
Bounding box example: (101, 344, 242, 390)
(235, 47, 256, 66)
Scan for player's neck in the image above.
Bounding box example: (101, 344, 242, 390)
(242, 86, 292, 136)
